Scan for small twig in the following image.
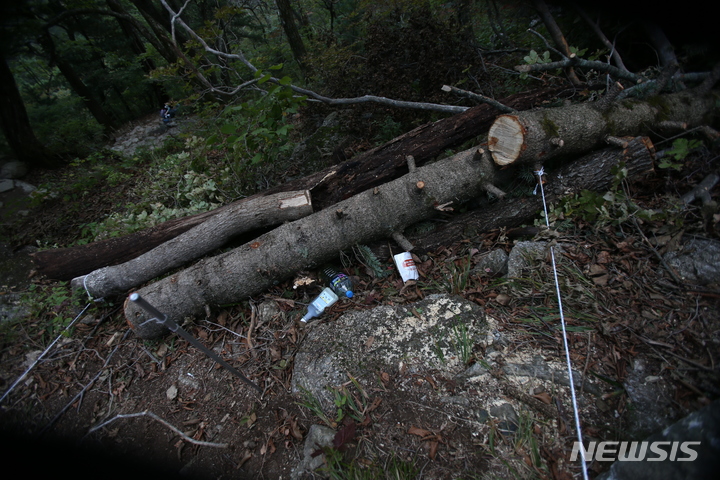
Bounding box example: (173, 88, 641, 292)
(40, 330, 130, 436)
(247, 301, 257, 357)
(85, 410, 228, 448)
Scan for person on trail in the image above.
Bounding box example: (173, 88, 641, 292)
(160, 103, 178, 125)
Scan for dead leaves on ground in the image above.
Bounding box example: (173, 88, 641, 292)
(407, 425, 443, 460)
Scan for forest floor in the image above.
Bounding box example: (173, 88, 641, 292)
(0, 111, 719, 480)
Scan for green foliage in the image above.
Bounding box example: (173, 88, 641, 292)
(523, 49, 552, 65)
(553, 162, 669, 229)
(214, 68, 305, 168)
(659, 138, 703, 170)
(353, 245, 390, 278)
(88, 150, 227, 240)
(21, 283, 86, 344)
(320, 448, 418, 480)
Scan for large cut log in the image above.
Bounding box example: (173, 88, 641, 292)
(124, 146, 499, 339)
(412, 136, 656, 251)
(71, 190, 312, 299)
(488, 90, 715, 166)
(32, 87, 569, 281)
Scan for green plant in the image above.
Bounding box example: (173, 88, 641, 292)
(451, 319, 473, 364)
(553, 162, 663, 229)
(214, 67, 305, 167)
(353, 244, 390, 278)
(320, 448, 419, 480)
(523, 49, 551, 65)
(22, 283, 86, 343)
(441, 254, 473, 295)
(297, 385, 335, 427)
(659, 138, 702, 170)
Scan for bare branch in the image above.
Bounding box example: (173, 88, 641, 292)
(441, 85, 514, 113)
(573, 5, 628, 72)
(159, 0, 467, 114)
(515, 56, 641, 83)
(531, 0, 582, 85)
(86, 410, 229, 448)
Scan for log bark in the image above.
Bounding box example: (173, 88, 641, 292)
(32, 87, 568, 280)
(124, 146, 499, 339)
(412, 137, 656, 251)
(34, 191, 311, 284)
(71, 190, 312, 299)
(488, 90, 716, 166)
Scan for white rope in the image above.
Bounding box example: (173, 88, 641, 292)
(0, 302, 92, 405)
(535, 168, 589, 480)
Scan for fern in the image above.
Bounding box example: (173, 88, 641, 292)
(353, 244, 389, 278)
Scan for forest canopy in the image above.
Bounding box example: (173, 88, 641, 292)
(0, 0, 716, 169)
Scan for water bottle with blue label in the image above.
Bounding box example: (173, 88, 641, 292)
(323, 267, 354, 298)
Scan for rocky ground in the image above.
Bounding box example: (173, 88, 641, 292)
(0, 114, 719, 480)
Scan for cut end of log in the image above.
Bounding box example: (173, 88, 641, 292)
(488, 115, 525, 166)
(279, 190, 312, 209)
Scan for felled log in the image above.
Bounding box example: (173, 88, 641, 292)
(487, 90, 715, 166)
(31, 87, 568, 281)
(124, 146, 499, 339)
(71, 190, 312, 299)
(412, 136, 656, 251)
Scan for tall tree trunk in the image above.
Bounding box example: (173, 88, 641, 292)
(275, 0, 307, 74)
(0, 57, 62, 168)
(105, 0, 164, 107)
(41, 31, 118, 133)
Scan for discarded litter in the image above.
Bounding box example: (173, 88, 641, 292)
(323, 267, 354, 298)
(301, 287, 339, 323)
(393, 252, 419, 283)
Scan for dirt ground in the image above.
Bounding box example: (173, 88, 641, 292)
(1, 122, 719, 480)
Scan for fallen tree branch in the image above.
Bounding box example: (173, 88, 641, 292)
(441, 85, 514, 113)
(32, 87, 566, 281)
(681, 173, 719, 205)
(514, 55, 641, 83)
(411, 136, 656, 252)
(124, 146, 500, 339)
(71, 190, 313, 299)
(487, 90, 715, 166)
(160, 0, 466, 114)
(86, 410, 229, 448)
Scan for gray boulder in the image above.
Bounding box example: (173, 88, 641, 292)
(292, 294, 487, 413)
(663, 236, 720, 285)
(597, 399, 720, 480)
(0, 161, 29, 179)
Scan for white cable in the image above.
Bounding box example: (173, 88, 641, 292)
(0, 302, 92, 405)
(535, 169, 590, 480)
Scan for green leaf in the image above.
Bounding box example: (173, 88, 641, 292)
(269, 63, 284, 70)
(220, 123, 236, 135)
(257, 73, 272, 85)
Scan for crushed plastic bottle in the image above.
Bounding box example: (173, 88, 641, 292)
(301, 287, 338, 323)
(323, 267, 354, 298)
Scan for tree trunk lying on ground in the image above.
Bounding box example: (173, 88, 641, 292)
(125, 146, 500, 339)
(123, 135, 657, 340)
(71, 190, 312, 299)
(31, 87, 569, 281)
(411, 136, 656, 252)
(488, 90, 715, 167)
